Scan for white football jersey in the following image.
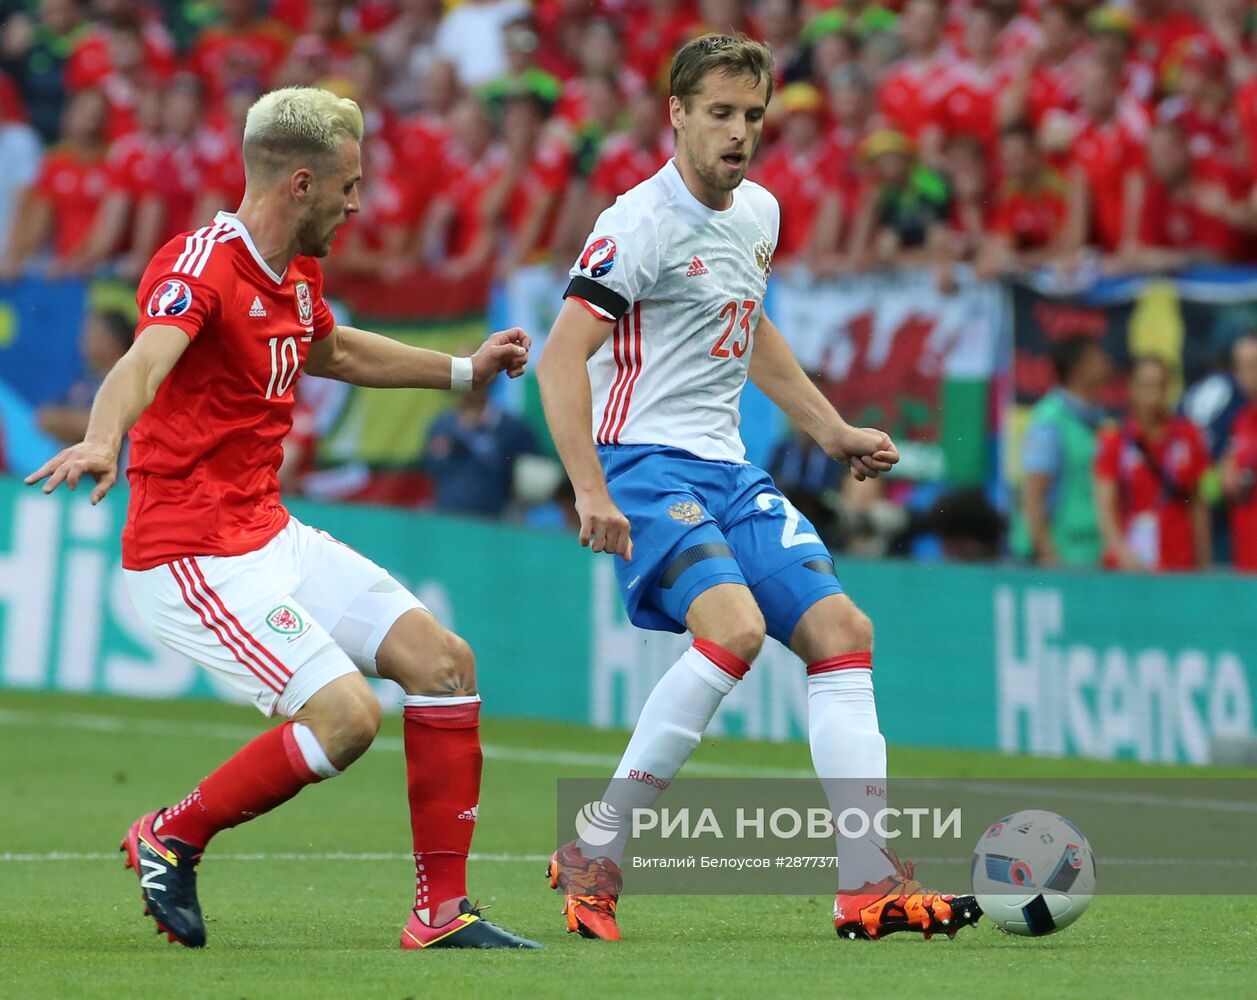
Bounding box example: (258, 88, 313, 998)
(565, 159, 779, 463)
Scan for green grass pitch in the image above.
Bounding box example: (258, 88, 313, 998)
(2, 689, 1254, 999)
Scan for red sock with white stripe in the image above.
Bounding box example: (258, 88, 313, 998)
(403, 695, 483, 926)
(156, 722, 339, 849)
(576, 640, 749, 865)
(806, 652, 895, 888)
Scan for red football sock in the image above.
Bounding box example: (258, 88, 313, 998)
(404, 700, 482, 924)
(158, 722, 323, 849)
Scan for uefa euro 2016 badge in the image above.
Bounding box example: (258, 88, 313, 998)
(667, 500, 704, 525)
(579, 236, 617, 278)
(753, 238, 774, 278)
(147, 278, 193, 317)
(295, 280, 314, 325)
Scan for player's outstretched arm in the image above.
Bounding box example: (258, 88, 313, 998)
(535, 298, 633, 560)
(305, 324, 529, 389)
(24, 324, 191, 503)
(749, 312, 900, 481)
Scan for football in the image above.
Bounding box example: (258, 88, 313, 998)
(971, 809, 1097, 936)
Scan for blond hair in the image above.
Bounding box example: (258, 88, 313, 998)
(670, 34, 775, 109)
(243, 87, 364, 178)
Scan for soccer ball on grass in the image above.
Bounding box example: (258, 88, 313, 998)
(971, 809, 1096, 936)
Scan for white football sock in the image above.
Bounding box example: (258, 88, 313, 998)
(576, 644, 741, 864)
(808, 667, 895, 888)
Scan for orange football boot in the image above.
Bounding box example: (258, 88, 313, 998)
(547, 841, 623, 941)
(833, 847, 982, 940)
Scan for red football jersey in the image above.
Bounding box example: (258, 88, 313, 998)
(123, 212, 336, 570)
(878, 52, 951, 142)
(589, 134, 670, 201)
(923, 58, 1008, 157)
(1228, 403, 1257, 572)
(751, 142, 845, 259)
(991, 172, 1068, 249)
(33, 147, 112, 257)
(1069, 109, 1149, 251)
(1094, 416, 1208, 571)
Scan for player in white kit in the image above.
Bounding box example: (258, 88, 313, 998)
(536, 34, 981, 942)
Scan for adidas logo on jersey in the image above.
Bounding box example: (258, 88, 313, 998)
(685, 256, 709, 277)
(249, 296, 267, 317)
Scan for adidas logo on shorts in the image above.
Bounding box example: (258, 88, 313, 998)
(685, 255, 709, 277)
(249, 296, 267, 317)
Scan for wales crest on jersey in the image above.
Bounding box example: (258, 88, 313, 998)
(295, 280, 314, 325)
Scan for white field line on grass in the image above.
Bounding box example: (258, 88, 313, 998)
(2, 707, 1255, 813)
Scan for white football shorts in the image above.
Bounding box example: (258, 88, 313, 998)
(124, 516, 426, 717)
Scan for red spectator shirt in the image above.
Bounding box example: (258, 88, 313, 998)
(1133, 8, 1206, 81)
(147, 139, 208, 241)
(395, 114, 452, 236)
(1158, 96, 1240, 165)
(924, 59, 1008, 155)
(991, 170, 1068, 249)
(123, 212, 336, 570)
(441, 146, 508, 257)
(191, 20, 292, 108)
(1138, 158, 1243, 260)
(624, 7, 699, 84)
(1235, 76, 1257, 166)
(106, 130, 163, 197)
(503, 139, 572, 262)
(66, 24, 175, 92)
(1024, 52, 1088, 127)
(878, 51, 952, 142)
(1228, 403, 1257, 572)
(752, 142, 845, 259)
(1094, 416, 1208, 571)
(33, 147, 111, 258)
(1069, 107, 1149, 251)
(590, 134, 669, 200)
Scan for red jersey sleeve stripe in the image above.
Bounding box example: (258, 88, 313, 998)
(187, 558, 295, 684)
(169, 561, 285, 695)
(597, 317, 626, 445)
(603, 308, 638, 444)
(181, 225, 236, 278)
(172, 224, 217, 273)
(612, 302, 643, 442)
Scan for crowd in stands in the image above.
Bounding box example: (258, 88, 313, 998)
(6, 0, 1257, 571)
(8, 0, 1257, 283)
(1014, 331, 1257, 573)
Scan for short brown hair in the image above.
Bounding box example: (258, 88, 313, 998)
(669, 34, 775, 108)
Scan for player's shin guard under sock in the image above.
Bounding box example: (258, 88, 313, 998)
(577, 641, 747, 865)
(403, 695, 483, 925)
(156, 722, 340, 849)
(806, 655, 895, 888)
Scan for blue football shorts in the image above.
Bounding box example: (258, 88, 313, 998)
(598, 444, 845, 645)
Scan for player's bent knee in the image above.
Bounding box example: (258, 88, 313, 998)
(299, 676, 382, 768)
(389, 628, 478, 697)
(423, 629, 476, 693)
(333, 691, 382, 765)
(839, 606, 874, 652)
(709, 615, 766, 665)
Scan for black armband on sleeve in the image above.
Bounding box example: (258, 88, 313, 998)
(564, 276, 630, 322)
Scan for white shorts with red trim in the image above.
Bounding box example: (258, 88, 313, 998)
(124, 517, 426, 717)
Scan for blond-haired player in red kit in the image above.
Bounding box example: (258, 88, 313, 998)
(26, 87, 541, 951)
